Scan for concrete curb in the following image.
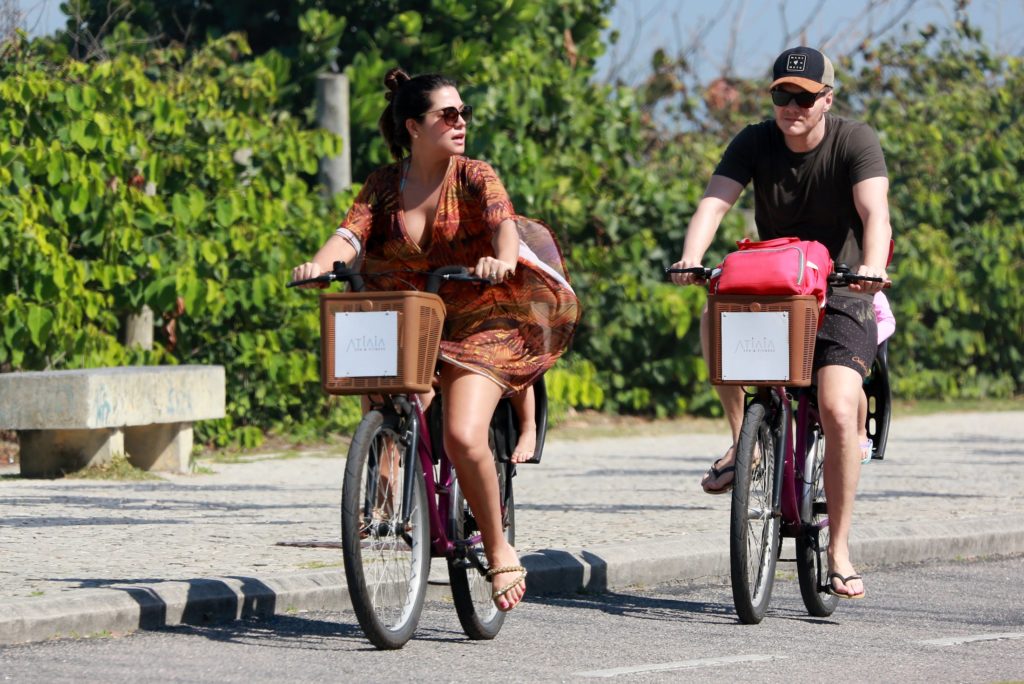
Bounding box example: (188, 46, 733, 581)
(3, 517, 1023, 646)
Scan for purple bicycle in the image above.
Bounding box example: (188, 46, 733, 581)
(668, 265, 891, 623)
(289, 262, 547, 649)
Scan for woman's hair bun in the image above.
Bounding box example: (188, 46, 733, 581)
(383, 67, 410, 97)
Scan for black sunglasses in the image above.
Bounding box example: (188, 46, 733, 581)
(770, 88, 830, 109)
(425, 104, 473, 126)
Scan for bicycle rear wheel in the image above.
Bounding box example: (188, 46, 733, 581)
(730, 397, 781, 624)
(448, 427, 515, 640)
(341, 409, 430, 650)
(796, 423, 840, 617)
(864, 341, 892, 460)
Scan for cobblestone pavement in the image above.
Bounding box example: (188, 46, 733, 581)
(1, 411, 1021, 604)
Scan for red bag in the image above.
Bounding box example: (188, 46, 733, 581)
(710, 237, 833, 306)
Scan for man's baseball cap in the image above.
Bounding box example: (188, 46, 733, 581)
(770, 46, 834, 92)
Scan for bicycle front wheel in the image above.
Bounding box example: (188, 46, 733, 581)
(341, 409, 430, 650)
(448, 448, 515, 640)
(796, 423, 839, 617)
(730, 397, 781, 624)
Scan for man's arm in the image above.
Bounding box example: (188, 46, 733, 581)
(670, 175, 744, 285)
(851, 176, 892, 293)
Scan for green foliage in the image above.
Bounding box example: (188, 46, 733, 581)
(544, 356, 604, 423)
(57, 0, 739, 418)
(0, 33, 362, 445)
(838, 22, 1024, 398)
(569, 230, 714, 416)
(8, 3, 1020, 447)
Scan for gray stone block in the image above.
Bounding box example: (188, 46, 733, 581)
(0, 366, 225, 477)
(0, 365, 225, 429)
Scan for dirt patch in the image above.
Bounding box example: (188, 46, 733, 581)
(0, 430, 17, 465)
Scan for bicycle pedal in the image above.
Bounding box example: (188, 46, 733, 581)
(812, 501, 828, 515)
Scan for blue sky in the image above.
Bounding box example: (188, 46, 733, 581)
(16, 0, 1024, 85)
(15, 0, 63, 36)
(597, 0, 1024, 85)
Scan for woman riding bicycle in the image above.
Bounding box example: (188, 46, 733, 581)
(292, 68, 580, 611)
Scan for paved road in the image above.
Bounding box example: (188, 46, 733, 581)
(1, 556, 1021, 682)
(1, 411, 1022, 644)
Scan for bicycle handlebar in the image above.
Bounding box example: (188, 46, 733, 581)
(665, 266, 715, 280)
(828, 264, 892, 288)
(287, 262, 489, 294)
(665, 264, 891, 289)
(424, 265, 490, 293)
(286, 261, 365, 291)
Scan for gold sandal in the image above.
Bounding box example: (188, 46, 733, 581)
(486, 565, 528, 610)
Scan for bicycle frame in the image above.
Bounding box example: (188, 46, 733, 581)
(373, 394, 463, 559)
(386, 388, 521, 561)
(669, 262, 893, 621)
(300, 261, 543, 646)
(748, 384, 824, 538)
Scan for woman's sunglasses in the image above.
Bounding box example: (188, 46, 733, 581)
(770, 88, 830, 109)
(425, 105, 473, 126)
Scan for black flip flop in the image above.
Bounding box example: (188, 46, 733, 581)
(826, 572, 866, 599)
(701, 459, 736, 495)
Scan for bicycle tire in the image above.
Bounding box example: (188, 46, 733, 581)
(341, 409, 430, 650)
(730, 397, 781, 624)
(796, 422, 839, 617)
(448, 428, 515, 640)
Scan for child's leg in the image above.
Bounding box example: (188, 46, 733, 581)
(857, 388, 872, 463)
(857, 389, 868, 443)
(509, 385, 537, 463)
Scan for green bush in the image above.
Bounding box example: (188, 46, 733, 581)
(839, 24, 1024, 398)
(4, 7, 1020, 449)
(0, 34, 363, 446)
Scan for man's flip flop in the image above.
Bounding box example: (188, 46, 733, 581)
(827, 572, 866, 599)
(701, 459, 735, 495)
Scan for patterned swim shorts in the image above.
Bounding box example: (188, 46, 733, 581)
(813, 295, 878, 378)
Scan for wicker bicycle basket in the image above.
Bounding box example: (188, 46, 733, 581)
(319, 291, 446, 395)
(707, 294, 819, 387)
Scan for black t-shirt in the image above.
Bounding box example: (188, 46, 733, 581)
(714, 115, 887, 298)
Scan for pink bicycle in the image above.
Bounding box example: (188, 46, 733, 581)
(668, 264, 891, 623)
(289, 262, 547, 648)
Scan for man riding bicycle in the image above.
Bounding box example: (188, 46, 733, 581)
(670, 47, 891, 600)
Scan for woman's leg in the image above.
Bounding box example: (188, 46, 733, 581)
(440, 365, 526, 611)
(510, 385, 537, 463)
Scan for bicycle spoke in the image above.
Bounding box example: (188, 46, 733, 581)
(342, 412, 429, 648)
(730, 398, 781, 624)
(797, 422, 839, 616)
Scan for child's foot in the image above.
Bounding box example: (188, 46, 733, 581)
(511, 425, 537, 463)
(487, 543, 527, 611)
(858, 434, 873, 464)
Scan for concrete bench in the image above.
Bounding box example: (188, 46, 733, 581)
(0, 366, 226, 478)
